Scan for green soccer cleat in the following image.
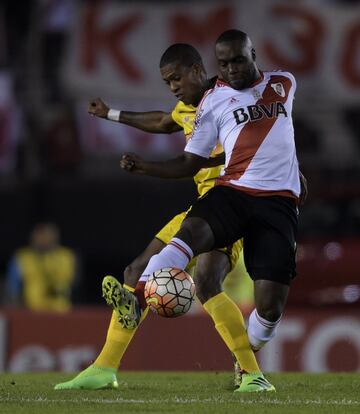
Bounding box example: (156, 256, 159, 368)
(102, 275, 141, 330)
(234, 372, 276, 393)
(54, 365, 118, 390)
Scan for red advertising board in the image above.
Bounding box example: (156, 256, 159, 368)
(0, 307, 359, 373)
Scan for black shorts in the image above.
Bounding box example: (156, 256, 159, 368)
(186, 185, 298, 285)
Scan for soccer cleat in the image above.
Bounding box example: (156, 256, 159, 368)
(54, 365, 118, 390)
(102, 275, 141, 330)
(234, 372, 276, 393)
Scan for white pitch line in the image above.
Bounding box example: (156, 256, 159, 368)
(0, 396, 359, 406)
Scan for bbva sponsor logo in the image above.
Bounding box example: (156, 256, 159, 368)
(233, 102, 287, 125)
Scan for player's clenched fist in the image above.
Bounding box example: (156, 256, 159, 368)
(120, 153, 146, 174)
(88, 98, 109, 118)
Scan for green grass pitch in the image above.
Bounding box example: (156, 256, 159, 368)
(0, 372, 359, 414)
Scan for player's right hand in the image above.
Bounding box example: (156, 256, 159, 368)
(120, 153, 146, 175)
(88, 98, 109, 118)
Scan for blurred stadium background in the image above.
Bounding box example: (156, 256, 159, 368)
(0, 0, 360, 374)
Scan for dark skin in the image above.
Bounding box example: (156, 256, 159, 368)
(89, 64, 224, 171)
(120, 38, 262, 178)
(121, 40, 307, 194)
(88, 96, 182, 134)
(216, 37, 261, 90)
(121, 37, 304, 321)
(88, 61, 209, 133)
(89, 60, 230, 304)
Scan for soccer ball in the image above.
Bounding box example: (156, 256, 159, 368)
(144, 268, 196, 317)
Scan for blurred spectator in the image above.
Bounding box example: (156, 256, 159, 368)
(5, 222, 80, 312)
(41, 104, 82, 175)
(0, 70, 22, 176)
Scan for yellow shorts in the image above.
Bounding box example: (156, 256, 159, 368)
(155, 211, 243, 271)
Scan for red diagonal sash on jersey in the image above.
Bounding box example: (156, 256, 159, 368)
(218, 75, 292, 183)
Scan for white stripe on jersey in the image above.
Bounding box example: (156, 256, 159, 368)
(185, 71, 300, 197)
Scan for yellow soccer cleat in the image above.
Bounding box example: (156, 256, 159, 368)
(102, 275, 141, 330)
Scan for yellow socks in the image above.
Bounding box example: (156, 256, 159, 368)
(95, 284, 148, 369)
(95, 288, 258, 372)
(203, 292, 260, 373)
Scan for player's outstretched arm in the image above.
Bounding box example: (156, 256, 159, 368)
(88, 98, 182, 134)
(120, 152, 207, 179)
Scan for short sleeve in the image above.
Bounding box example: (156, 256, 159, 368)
(283, 71, 297, 93)
(184, 93, 218, 158)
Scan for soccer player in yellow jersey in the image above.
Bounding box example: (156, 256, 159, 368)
(55, 44, 261, 392)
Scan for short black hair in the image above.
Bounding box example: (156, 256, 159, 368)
(216, 29, 249, 44)
(160, 43, 203, 68)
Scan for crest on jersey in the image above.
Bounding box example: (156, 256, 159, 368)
(252, 89, 262, 100)
(271, 82, 285, 97)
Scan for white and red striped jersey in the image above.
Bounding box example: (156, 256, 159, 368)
(185, 71, 300, 198)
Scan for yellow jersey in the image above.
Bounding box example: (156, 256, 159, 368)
(171, 100, 223, 197)
(15, 247, 76, 312)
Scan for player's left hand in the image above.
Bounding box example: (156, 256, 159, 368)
(120, 153, 146, 174)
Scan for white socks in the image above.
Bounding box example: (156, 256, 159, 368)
(247, 309, 282, 351)
(139, 238, 193, 282)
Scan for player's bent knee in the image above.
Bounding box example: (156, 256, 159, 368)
(177, 217, 215, 254)
(124, 263, 143, 287)
(196, 275, 222, 304)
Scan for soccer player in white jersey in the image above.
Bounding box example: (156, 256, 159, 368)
(120, 29, 301, 392)
(55, 43, 264, 393)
